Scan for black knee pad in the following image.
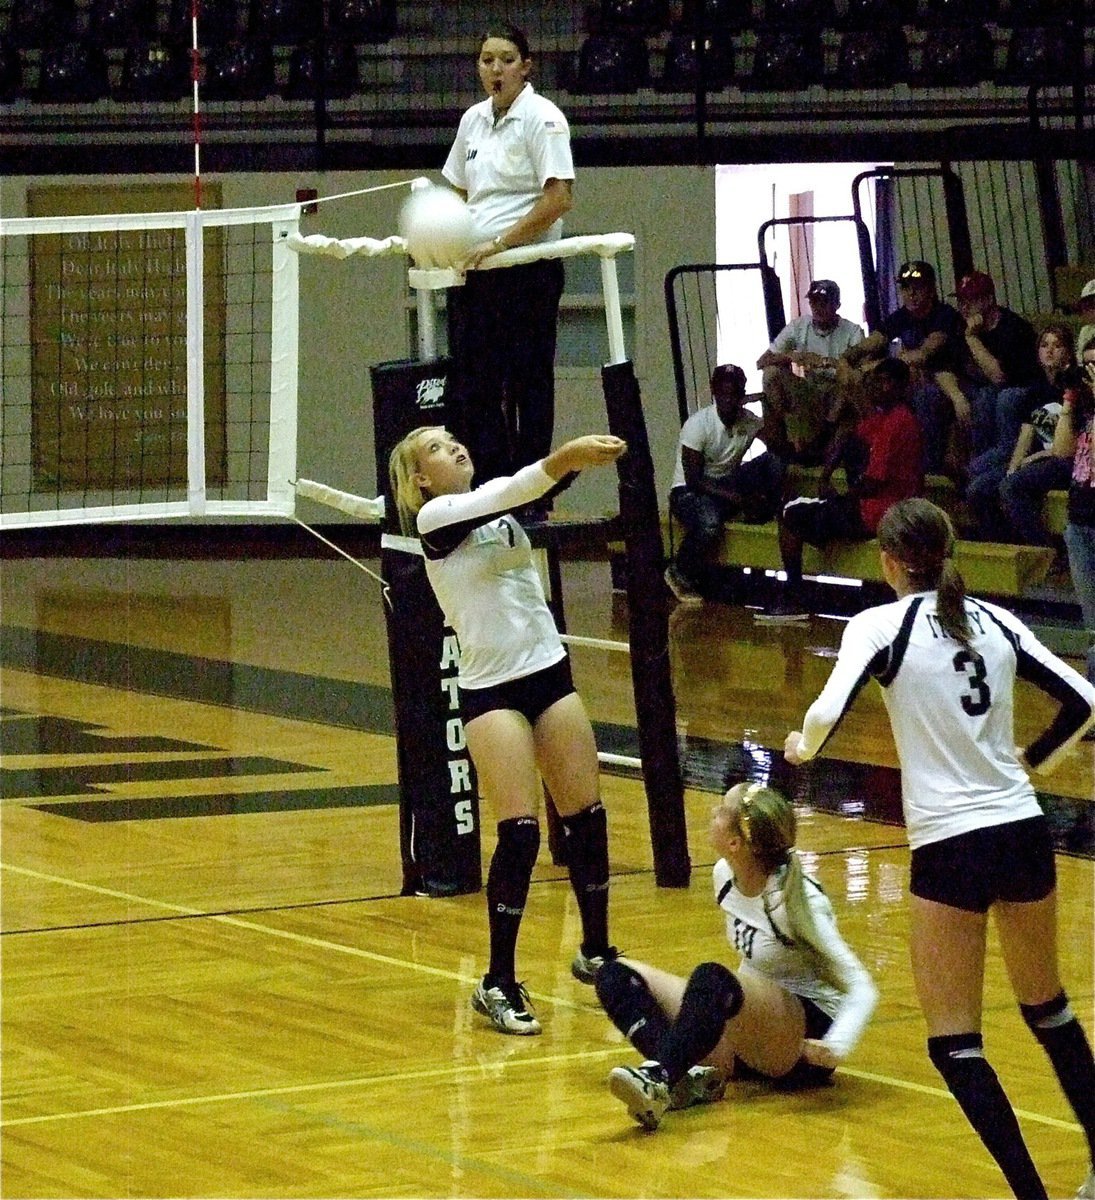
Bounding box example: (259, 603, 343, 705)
(686, 961, 744, 1022)
(487, 817, 541, 905)
(561, 802, 607, 859)
(594, 959, 648, 1020)
(594, 960, 668, 1059)
(928, 1031, 985, 1081)
(496, 816, 541, 869)
(1020, 991, 1073, 1033)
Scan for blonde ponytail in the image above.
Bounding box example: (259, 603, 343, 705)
(388, 425, 442, 536)
(721, 782, 849, 994)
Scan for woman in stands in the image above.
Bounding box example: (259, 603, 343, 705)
(596, 781, 877, 1132)
(970, 321, 1075, 542)
(1054, 331, 1095, 686)
(389, 426, 625, 1036)
(786, 496, 1095, 1200)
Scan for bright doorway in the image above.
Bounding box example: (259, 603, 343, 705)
(715, 162, 890, 392)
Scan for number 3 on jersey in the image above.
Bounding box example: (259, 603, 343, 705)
(953, 649, 992, 716)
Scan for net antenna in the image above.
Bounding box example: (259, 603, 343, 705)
(190, 0, 202, 210)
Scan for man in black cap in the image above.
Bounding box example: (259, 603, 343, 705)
(757, 278, 865, 466)
(846, 260, 964, 474)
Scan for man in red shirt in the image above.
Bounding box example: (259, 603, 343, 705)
(756, 357, 924, 623)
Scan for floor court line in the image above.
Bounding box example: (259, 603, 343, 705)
(1, 1040, 1080, 1135)
(1, 863, 1082, 1137)
(0, 861, 588, 1006)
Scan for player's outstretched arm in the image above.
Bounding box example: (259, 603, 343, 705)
(544, 436, 627, 480)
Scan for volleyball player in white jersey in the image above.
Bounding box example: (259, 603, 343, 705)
(597, 782, 876, 1132)
(389, 426, 626, 1035)
(785, 497, 1095, 1200)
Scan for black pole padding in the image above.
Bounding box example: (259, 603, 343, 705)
(601, 360, 691, 887)
(371, 357, 482, 898)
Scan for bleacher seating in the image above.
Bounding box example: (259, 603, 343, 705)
(666, 467, 1062, 598)
(116, 39, 188, 101)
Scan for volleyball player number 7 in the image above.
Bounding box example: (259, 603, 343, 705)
(389, 427, 626, 1036)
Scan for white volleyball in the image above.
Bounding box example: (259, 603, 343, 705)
(398, 185, 475, 269)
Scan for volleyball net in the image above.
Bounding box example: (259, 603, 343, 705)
(0, 201, 304, 529)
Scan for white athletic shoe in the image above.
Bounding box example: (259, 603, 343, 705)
(470, 979, 542, 1036)
(571, 945, 619, 985)
(664, 566, 702, 606)
(1076, 1168, 1095, 1199)
(668, 1064, 728, 1110)
(608, 1061, 671, 1130)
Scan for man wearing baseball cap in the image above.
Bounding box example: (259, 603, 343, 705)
(845, 260, 964, 474)
(757, 278, 865, 466)
(949, 270, 1038, 462)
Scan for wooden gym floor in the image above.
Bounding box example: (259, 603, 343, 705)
(1, 552, 1092, 1199)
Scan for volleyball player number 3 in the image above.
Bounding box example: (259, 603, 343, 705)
(953, 649, 992, 716)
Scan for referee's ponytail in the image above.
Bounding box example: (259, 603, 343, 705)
(878, 497, 972, 649)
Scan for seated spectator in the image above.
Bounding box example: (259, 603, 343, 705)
(666, 363, 785, 604)
(1077, 277, 1095, 362)
(984, 322, 1077, 545)
(846, 261, 963, 476)
(946, 270, 1039, 460)
(1051, 344, 1095, 685)
(757, 279, 865, 465)
(755, 358, 924, 623)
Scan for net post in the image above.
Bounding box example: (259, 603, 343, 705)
(600, 254, 626, 365)
(267, 219, 301, 512)
(185, 209, 207, 516)
(602, 359, 690, 887)
(371, 357, 482, 898)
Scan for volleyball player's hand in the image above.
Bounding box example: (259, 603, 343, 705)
(802, 1039, 839, 1069)
(784, 730, 806, 765)
(545, 435, 627, 478)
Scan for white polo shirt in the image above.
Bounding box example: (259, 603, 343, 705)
(442, 84, 574, 244)
(769, 315, 864, 377)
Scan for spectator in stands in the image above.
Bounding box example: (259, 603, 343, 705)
(757, 279, 865, 465)
(948, 270, 1039, 460)
(1077, 278, 1095, 363)
(845, 261, 963, 477)
(666, 363, 785, 604)
(755, 358, 923, 624)
(1054, 335, 1095, 686)
(969, 322, 1074, 542)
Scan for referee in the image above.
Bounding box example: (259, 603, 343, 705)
(442, 24, 574, 487)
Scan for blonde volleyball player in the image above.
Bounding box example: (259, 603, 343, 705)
(785, 497, 1095, 1200)
(598, 782, 877, 1131)
(389, 427, 625, 1035)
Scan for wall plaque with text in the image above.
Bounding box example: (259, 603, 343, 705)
(29, 183, 225, 491)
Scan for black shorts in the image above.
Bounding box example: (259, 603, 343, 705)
(781, 493, 868, 546)
(730, 996, 835, 1089)
(909, 814, 1056, 913)
(459, 656, 575, 726)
